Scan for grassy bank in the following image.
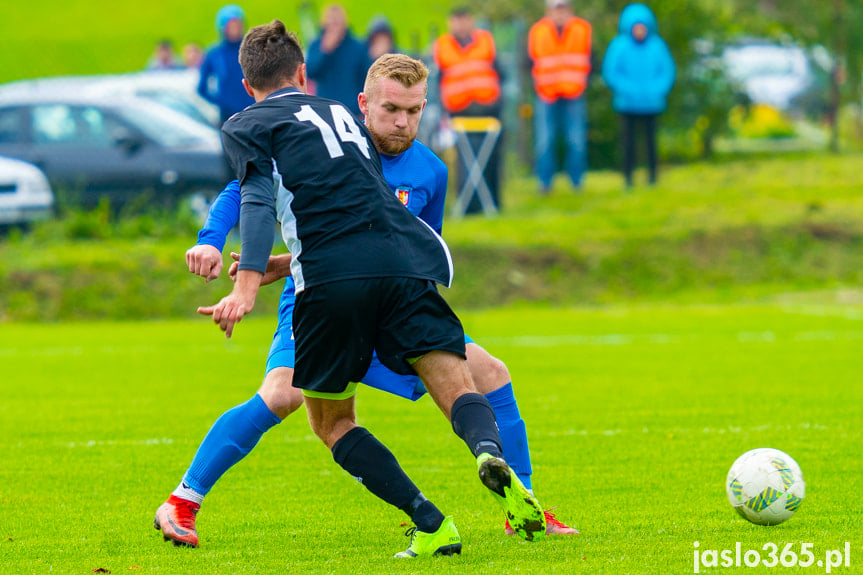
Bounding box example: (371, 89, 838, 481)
(2, 153, 863, 322)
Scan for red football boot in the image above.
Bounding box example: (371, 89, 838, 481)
(154, 495, 200, 547)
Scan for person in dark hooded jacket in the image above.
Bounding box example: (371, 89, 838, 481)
(306, 4, 369, 120)
(197, 4, 255, 124)
(601, 3, 675, 187)
(366, 15, 397, 62)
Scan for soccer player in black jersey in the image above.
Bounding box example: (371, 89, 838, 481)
(201, 20, 545, 557)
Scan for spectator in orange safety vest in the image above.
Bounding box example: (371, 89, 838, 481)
(433, 6, 503, 214)
(528, 0, 592, 194)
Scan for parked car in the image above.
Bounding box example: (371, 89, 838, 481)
(0, 155, 53, 226)
(721, 41, 822, 112)
(97, 69, 220, 126)
(0, 93, 230, 210)
(0, 69, 219, 127)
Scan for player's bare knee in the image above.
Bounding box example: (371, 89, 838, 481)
(258, 367, 303, 419)
(310, 419, 356, 450)
(414, 352, 476, 397)
(466, 344, 510, 393)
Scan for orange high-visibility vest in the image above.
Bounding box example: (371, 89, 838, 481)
(528, 16, 592, 102)
(434, 30, 501, 114)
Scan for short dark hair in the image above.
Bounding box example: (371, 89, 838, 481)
(450, 5, 472, 16)
(239, 19, 304, 92)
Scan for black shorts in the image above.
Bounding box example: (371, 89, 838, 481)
(292, 277, 466, 395)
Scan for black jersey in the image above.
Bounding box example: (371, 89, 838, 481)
(221, 87, 453, 292)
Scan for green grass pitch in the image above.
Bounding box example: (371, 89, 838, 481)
(1, 302, 860, 573)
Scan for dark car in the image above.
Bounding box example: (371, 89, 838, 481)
(0, 93, 230, 210)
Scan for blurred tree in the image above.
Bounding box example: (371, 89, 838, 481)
(734, 0, 863, 151)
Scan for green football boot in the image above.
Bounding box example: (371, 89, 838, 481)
(393, 516, 462, 558)
(477, 453, 546, 542)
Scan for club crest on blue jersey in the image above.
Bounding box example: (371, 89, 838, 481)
(395, 186, 411, 207)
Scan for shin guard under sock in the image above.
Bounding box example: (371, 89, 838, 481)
(332, 427, 444, 533)
(450, 393, 503, 458)
(486, 383, 533, 490)
(182, 393, 281, 497)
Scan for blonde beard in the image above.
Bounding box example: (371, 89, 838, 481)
(367, 121, 412, 155)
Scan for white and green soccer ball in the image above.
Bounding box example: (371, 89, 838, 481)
(726, 448, 805, 526)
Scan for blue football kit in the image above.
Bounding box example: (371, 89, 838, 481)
(182, 139, 532, 497)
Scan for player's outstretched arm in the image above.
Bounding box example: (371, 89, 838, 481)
(198, 157, 276, 336)
(228, 251, 292, 286)
(185, 181, 242, 281)
(214, 111, 277, 337)
(197, 269, 263, 338)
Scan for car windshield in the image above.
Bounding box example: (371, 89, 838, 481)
(117, 100, 219, 147)
(724, 46, 808, 80)
(135, 90, 212, 127)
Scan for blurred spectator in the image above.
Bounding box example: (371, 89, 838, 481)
(433, 6, 502, 214)
(197, 4, 255, 124)
(182, 43, 204, 69)
(528, 0, 591, 194)
(306, 3, 369, 119)
(366, 15, 396, 61)
(147, 39, 183, 71)
(601, 3, 675, 187)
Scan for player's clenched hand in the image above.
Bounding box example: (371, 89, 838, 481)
(228, 252, 292, 286)
(185, 244, 223, 282)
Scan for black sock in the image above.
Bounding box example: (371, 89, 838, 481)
(405, 494, 445, 533)
(332, 427, 444, 533)
(451, 393, 503, 458)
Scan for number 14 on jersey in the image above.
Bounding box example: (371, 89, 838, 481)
(295, 104, 371, 160)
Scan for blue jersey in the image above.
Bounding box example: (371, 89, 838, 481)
(196, 180, 240, 251)
(380, 140, 448, 235)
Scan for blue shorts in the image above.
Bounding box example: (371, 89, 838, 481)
(265, 280, 473, 401)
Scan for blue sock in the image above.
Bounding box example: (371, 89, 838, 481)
(485, 383, 533, 490)
(182, 393, 281, 496)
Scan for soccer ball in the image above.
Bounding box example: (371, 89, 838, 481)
(726, 448, 805, 525)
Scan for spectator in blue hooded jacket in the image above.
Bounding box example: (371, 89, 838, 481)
(306, 4, 369, 120)
(197, 4, 255, 124)
(601, 3, 675, 187)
